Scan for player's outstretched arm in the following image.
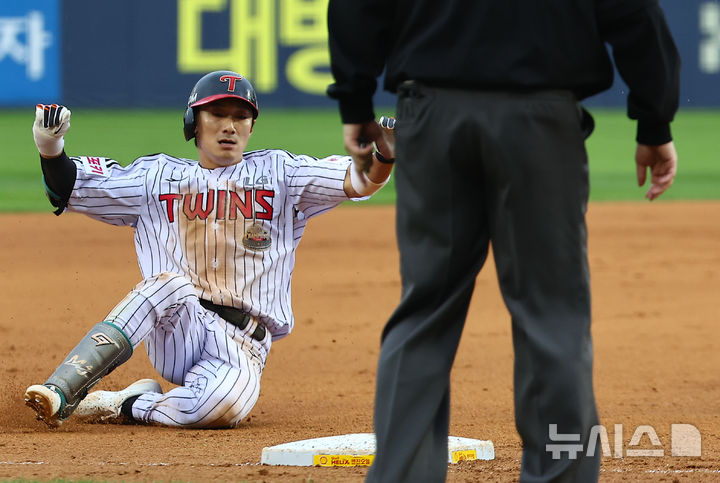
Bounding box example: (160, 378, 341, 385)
(33, 104, 71, 158)
(33, 104, 77, 214)
(635, 141, 677, 201)
(344, 116, 395, 198)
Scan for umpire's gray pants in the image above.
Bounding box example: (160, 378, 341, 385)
(366, 82, 600, 483)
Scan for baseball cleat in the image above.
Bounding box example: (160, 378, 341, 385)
(25, 384, 65, 428)
(74, 378, 162, 423)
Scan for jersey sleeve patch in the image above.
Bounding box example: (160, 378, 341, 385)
(317, 155, 346, 163)
(80, 156, 111, 177)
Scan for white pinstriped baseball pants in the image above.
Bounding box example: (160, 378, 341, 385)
(104, 272, 269, 428)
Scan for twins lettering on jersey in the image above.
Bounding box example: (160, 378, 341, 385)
(158, 189, 275, 223)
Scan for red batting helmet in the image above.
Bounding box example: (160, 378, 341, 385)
(183, 70, 259, 141)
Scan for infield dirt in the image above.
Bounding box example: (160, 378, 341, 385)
(1, 202, 718, 482)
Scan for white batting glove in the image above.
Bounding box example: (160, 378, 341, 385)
(33, 104, 71, 157)
(379, 115, 396, 130)
(373, 116, 396, 162)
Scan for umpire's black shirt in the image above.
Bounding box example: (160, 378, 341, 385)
(327, 0, 680, 145)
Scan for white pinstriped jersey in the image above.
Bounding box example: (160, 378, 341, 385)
(66, 149, 354, 341)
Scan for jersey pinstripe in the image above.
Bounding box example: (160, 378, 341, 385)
(67, 150, 353, 341)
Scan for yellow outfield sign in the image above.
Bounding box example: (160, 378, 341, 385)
(313, 454, 375, 467)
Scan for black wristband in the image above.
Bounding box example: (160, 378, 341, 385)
(374, 151, 395, 164)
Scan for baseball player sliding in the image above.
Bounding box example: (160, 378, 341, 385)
(25, 71, 395, 429)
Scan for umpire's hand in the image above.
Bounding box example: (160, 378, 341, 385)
(33, 104, 71, 158)
(635, 141, 678, 201)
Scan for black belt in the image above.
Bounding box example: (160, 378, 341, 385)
(199, 300, 266, 341)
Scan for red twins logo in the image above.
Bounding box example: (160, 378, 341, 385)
(220, 75, 244, 92)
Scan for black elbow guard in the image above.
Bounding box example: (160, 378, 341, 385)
(43, 176, 67, 215)
(40, 152, 76, 215)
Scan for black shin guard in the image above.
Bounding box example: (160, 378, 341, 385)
(45, 321, 133, 419)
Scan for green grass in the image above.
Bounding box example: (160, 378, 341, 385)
(1, 107, 717, 213)
(585, 108, 720, 201)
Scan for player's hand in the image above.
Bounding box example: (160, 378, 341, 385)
(33, 104, 71, 158)
(343, 121, 382, 173)
(635, 141, 677, 201)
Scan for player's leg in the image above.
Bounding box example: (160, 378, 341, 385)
(130, 311, 267, 428)
(75, 271, 208, 424)
(25, 321, 133, 427)
(367, 82, 490, 483)
(25, 271, 196, 427)
(71, 271, 268, 428)
(131, 355, 262, 428)
(484, 92, 599, 481)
